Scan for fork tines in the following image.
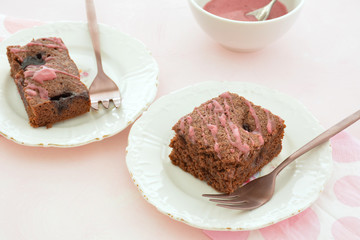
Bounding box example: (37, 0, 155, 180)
(203, 192, 257, 210)
(91, 97, 121, 110)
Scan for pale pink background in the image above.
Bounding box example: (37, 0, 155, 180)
(1, 0, 360, 239)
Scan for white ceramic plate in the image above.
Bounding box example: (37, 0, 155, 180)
(126, 81, 333, 231)
(0, 22, 159, 147)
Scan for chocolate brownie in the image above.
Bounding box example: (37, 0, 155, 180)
(6, 37, 90, 128)
(169, 92, 286, 193)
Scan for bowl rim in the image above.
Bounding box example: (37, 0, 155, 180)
(188, 0, 305, 24)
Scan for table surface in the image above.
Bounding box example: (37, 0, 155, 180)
(1, 0, 359, 239)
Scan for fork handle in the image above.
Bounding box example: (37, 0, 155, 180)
(273, 109, 360, 175)
(86, 0, 104, 72)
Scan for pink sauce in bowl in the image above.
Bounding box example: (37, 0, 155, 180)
(203, 0, 288, 21)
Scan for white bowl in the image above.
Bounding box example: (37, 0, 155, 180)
(188, 0, 304, 52)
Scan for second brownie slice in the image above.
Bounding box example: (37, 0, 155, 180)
(6, 37, 90, 128)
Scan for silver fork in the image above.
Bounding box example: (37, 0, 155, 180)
(203, 109, 360, 210)
(86, 0, 121, 110)
(246, 0, 277, 21)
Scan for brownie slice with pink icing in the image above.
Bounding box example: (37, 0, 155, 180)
(7, 37, 90, 128)
(169, 92, 286, 194)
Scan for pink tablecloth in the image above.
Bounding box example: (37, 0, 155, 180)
(0, 8, 360, 240)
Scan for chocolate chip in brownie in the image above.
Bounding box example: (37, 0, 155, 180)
(21, 53, 45, 69)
